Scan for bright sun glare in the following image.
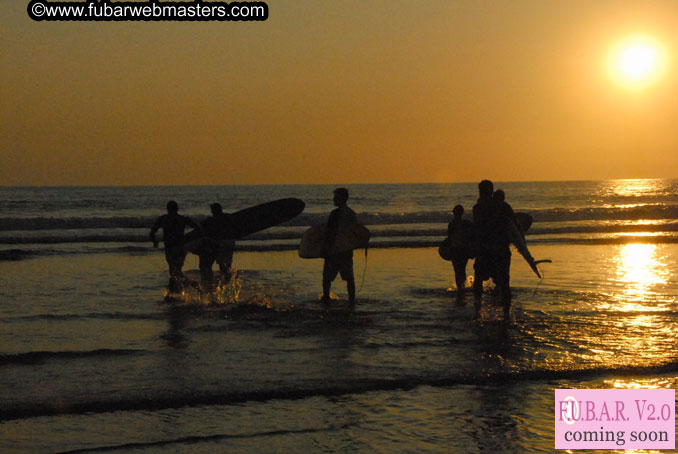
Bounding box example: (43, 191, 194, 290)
(618, 44, 658, 79)
(608, 35, 667, 89)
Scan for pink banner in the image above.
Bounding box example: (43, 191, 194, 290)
(555, 389, 675, 449)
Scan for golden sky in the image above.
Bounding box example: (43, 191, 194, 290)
(1, 0, 676, 185)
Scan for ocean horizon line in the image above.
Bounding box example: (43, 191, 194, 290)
(1, 177, 676, 189)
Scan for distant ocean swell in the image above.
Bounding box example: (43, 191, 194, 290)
(1, 205, 676, 260)
(4, 360, 678, 422)
(2, 204, 678, 231)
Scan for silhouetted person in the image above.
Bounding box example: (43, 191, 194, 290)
(472, 180, 514, 317)
(494, 188, 540, 278)
(322, 188, 357, 305)
(199, 203, 236, 286)
(447, 204, 474, 297)
(150, 201, 200, 292)
(494, 189, 526, 235)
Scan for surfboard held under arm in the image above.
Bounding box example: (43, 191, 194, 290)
(299, 223, 370, 259)
(507, 218, 551, 278)
(228, 198, 305, 239)
(183, 198, 305, 255)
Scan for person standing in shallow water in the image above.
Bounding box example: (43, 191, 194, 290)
(322, 188, 358, 305)
(447, 204, 474, 298)
(150, 201, 200, 292)
(472, 180, 514, 317)
(199, 202, 236, 286)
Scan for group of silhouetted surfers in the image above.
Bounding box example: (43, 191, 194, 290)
(150, 202, 236, 292)
(150, 180, 530, 317)
(445, 180, 526, 318)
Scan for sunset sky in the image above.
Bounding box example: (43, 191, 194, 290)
(1, 0, 676, 186)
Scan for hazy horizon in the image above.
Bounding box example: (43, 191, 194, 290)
(3, 176, 678, 189)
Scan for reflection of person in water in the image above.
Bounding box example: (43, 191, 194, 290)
(199, 203, 236, 285)
(447, 204, 474, 297)
(150, 201, 200, 292)
(472, 180, 514, 317)
(322, 188, 357, 305)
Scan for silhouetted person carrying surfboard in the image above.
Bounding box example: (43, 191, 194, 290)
(199, 203, 236, 285)
(322, 188, 358, 305)
(447, 204, 474, 298)
(472, 180, 514, 317)
(150, 201, 200, 293)
(494, 189, 543, 280)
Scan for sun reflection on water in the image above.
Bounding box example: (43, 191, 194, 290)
(605, 179, 662, 198)
(613, 243, 669, 307)
(608, 378, 670, 390)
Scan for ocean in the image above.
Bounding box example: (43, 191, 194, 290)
(1, 180, 678, 453)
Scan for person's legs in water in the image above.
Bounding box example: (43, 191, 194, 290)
(166, 246, 186, 293)
(322, 259, 339, 303)
(215, 241, 234, 283)
(473, 255, 489, 298)
(494, 249, 512, 318)
(198, 239, 218, 291)
(336, 252, 355, 305)
(451, 254, 468, 298)
(346, 278, 356, 305)
(323, 252, 354, 304)
(341, 264, 355, 305)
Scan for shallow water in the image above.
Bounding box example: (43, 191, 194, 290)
(3, 180, 678, 452)
(2, 244, 678, 453)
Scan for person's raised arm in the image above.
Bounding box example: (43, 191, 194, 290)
(150, 216, 163, 248)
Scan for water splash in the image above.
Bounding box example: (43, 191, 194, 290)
(162, 269, 295, 314)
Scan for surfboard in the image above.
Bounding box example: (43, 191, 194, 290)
(438, 237, 454, 261)
(507, 218, 542, 278)
(298, 223, 370, 259)
(438, 212, 547, 277)
(515, 212, 533, 234)
(438, 219, 474, 261)
(184, 198, 305, 252)
(439, 212, 533, 262)
(229, 198, 305, 238)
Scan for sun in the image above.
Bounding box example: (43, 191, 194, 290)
(608, 35, 667, 90)
(618, 44, 658, 79)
